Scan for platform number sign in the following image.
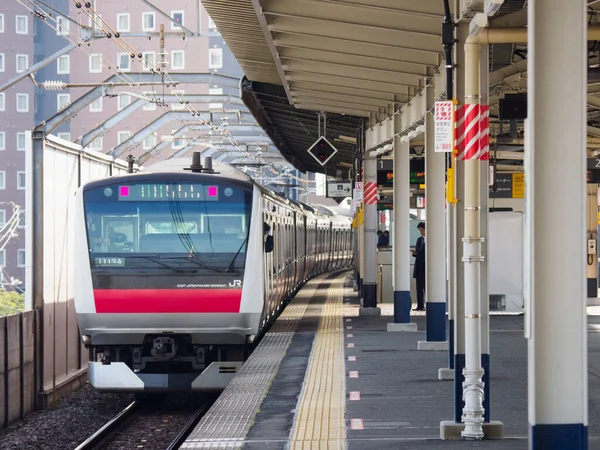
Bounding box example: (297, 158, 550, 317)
(307, 136, 338, 166)
(434, 101, 454, 153)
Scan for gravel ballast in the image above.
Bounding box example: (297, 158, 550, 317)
(0, 383, 134, 450)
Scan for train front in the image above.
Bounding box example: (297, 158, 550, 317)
(74, 171, 263, 392)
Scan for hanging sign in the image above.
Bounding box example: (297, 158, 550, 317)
(434, 101, 454, 153)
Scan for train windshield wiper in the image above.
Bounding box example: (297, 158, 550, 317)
(226, 236, 249, 273)
(162, 256, 227, 274)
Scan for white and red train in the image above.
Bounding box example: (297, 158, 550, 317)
(73, 154, 353, 392)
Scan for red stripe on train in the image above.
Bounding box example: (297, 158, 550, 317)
(93, 289, 242, 313)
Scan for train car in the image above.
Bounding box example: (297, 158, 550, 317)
(73, 153, 353, 392)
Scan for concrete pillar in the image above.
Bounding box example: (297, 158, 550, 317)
(528, 1, 588, 448)
(587, 184, 598, 298)
(479, 42, 491, 424)
(361, 152, 379, 312)
(389, 114, 416, 331)
(419, 84, 448, 350)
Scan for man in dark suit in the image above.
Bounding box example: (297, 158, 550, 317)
(412, 222, 426, 311)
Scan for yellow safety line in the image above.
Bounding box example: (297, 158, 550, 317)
(289, 277, 347, 449)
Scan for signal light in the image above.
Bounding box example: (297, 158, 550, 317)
(307, 136, 338, 166)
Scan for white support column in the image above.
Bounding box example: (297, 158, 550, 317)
(528, 1, 588, 448)
(389, 114, 416, 332)
(479, 43, 491, 424)
(362, 153, 380, 313)
(419, 84, 448, 350)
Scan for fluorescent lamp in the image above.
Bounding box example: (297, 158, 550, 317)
(469, 13, 488, 36)
(484, 0, 505, 16)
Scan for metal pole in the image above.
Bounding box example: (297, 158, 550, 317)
(528, 1, 588, 447)
(479, 42, 491, 424)
(389, 115, 416, 331)
(31, 127, 45, 409)
(419, 84, 448, 349)
(460, 37, 485, 440)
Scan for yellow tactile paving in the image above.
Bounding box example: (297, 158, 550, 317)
(289, 275, 347, 450)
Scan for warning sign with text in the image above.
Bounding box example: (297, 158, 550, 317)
(434, 101, 454, 153)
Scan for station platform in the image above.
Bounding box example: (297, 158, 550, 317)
(181, 270, 600, 449)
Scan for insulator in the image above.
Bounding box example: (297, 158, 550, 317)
(42, 81, 67, 91)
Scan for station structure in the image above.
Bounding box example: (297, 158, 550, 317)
(0, 0, 596, 449)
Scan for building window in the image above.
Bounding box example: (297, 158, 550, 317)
(17, 132, 26, 151)
(0, 54, 4, 72)
(117, 13, 130, 32)
(57, 93, 70, 112)
(117, 53, 131, 72)
(0, 132, 4, 150)
(209, 48, 223, 69)
(89, 97, 102, 112)
(57, 132, 70, 141)
(0, 14, 4, 33)
(208, 16, 216, 30)
(16, 15, 27, 35)
(118, 94, 130, 111)
(0, 172, 5, 189)
(89, 137, 103, 151)
(17, 171, 25, 190)
(142, 92, 157, 111)
(0, 210, 4, 227)
(209, 87, 223, 109)
(56, 16, 69, 35)
(143, 134, 156, 149)
(142, 12, 155, 31)
(0, 93, 4, 111)
(171, 50, 184, 70)
(16, 94, 29, 113)
(172, 130, 184, 150)
(171, 90, 186, 111)
(117, 131, 131, 145)
(171, 11, 184, 30)
(16, 54, 28, 73)
(142, 51, 155, 71)
(0, 250, 5, 267)
(17, 250, 26, 268)
(89, 54, 102, 73)
(57, 55, 70, 74)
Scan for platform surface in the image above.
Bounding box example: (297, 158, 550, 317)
(182, 271, 600, 449)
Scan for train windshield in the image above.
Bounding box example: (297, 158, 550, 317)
(83, 180, 253, 271)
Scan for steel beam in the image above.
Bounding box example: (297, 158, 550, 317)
(79, 95, 248, 147)
(274, 33, 440, 66)
(267, 16, 441, 53)
(0, 38, 89, 93)
(112, 112, 261, 158)
(41, 73, 243, 134)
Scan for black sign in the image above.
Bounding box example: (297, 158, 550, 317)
(377, 158, 425, 186)
(490, 173, 512, 198)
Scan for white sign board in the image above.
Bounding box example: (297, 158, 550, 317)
(327, 180, 352, 198)
(354, 182, 363, 203)
(434, 101, 454, 153)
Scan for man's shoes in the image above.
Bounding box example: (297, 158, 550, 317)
(412, 307, 425, 311)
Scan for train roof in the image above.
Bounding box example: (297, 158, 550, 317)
(142, 158, 254, 184)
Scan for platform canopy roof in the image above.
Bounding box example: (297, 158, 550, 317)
(203, 0, 530, 174)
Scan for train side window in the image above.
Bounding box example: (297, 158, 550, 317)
(264, 221, 274, 253)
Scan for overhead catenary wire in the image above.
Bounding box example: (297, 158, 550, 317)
(21, 0, 305, 183)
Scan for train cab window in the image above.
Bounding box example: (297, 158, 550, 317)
(83, 180, 252, 270)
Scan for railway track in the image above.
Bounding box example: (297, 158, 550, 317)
(74, 394, 216, 450)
